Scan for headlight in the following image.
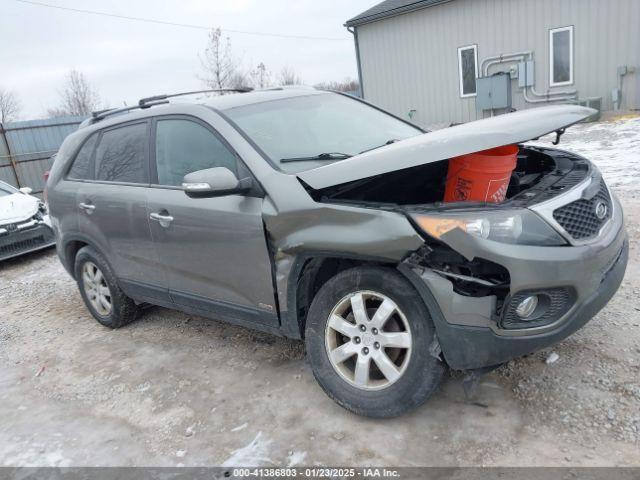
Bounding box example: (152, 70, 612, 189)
(411, 209, 567, 246)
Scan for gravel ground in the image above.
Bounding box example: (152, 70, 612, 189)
(0, 117, 639, 467)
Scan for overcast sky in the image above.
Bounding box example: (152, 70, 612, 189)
(1, 0, 374, 119)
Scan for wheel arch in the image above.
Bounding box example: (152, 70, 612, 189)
(284, 253, 398, 339)
(61, 234, 103, 280)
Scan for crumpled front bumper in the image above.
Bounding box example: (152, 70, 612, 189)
(400, 195, 628, 370)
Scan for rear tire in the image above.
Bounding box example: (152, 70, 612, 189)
(305, 266, 446, 417)
(74, 246, 140, 329)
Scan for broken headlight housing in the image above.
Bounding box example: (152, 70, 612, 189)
(411, 209, 567, 246)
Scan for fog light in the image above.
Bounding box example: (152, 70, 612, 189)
(515, 295, 538, 319)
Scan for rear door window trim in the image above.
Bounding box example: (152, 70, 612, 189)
(67, 119, 152, 186)
(64, 132, 99, 181)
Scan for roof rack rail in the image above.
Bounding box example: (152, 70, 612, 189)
(138, 87, 253, 106)
(85, 87, 253, 126)
(88, 100, 170, 125)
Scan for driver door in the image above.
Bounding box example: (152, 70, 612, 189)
(146, 115, 278, 327)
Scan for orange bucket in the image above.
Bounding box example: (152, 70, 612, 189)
(444, 145, 518, 203)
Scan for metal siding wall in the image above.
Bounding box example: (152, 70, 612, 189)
(356, 0, 639, 127)
(0, 116, 85, 193)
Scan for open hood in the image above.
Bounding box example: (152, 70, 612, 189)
(297, 105, 596, 190)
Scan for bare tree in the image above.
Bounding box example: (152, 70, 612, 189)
(278, 66, 303, 86)
(314, 78, 360, 93)
(199, 28, 241, 90)
(250, 62, 271, 89)
(48, 70, 100, 117)
(0, 89, 21, 124)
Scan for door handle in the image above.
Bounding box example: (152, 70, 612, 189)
(150, 212, 174, 227)
(79, 202, 95, 213)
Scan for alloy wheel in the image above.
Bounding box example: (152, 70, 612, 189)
(82, 261, 112, 316)
(324, 290, 412, 391)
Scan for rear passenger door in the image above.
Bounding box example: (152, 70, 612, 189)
(75, 121, 167, 302)
(146, 115, 278, 328)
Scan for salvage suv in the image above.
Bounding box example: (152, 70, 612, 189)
(47, 88, 627, 417)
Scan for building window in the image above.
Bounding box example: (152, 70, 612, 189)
(458, 44, 478, 98)
(549, 26, 574, 86)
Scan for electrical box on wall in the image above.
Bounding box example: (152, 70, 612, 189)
(476, 72, 512, 110)
(518, 60, 535, 88)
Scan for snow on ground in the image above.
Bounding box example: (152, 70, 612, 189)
(529, 115, 640, 193)
(221, 432, 273, 467)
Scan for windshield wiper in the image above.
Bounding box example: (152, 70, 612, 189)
(359, 139, 398, 154)
(280, 152, 352, 163)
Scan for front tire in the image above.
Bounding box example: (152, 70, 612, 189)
(305, 266, 446, 417)
(74, 246, 140, 329)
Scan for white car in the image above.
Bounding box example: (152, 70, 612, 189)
(0, 180, 55, 261)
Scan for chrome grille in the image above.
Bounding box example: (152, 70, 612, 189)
(552, 180, 611, 241)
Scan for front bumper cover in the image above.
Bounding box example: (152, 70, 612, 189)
(0, 220, 55, 261)
(399, 194, 628, 370)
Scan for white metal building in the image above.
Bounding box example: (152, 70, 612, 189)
(345, 0, 640, 127)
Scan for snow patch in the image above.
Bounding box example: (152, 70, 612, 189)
(231, 422, 248, 432)
(222, 432, 272, 467)
(529, 116, 640, 194)
(0, 444, 71, 467)
(546, 352, 560, 364)
(287, 450, 307, 466)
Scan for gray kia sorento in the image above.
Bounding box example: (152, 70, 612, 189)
(47, 87, 628, 417)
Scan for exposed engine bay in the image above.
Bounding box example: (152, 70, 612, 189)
(308, 145, 590, 209)
(308, 146, 592, 321)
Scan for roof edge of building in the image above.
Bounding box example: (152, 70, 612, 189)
(345, 0, 454, 27)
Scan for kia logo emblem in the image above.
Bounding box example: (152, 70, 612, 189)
(594, 201, 608, 220)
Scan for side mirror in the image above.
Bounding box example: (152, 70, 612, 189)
(182, 167, 253, 198)
(19, 187, 33, 195)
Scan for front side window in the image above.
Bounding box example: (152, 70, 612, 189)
(223, 93, 422, 173)
(154, 119, 238, 187)
(550, 26, 574, 86)
(68, 133, 98, 180)
(94, 123, 149, 183)
(458, 44, 478, 97)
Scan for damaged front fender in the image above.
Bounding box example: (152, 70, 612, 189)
(259, 180, 424, 338)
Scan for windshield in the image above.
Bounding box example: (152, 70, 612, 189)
(224, 93, 422, 173)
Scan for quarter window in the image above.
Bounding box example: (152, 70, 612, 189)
(458, 44, 478, 97)
(154, 119, 237, 187)
(94, 123, 149, 183)
(550, 26, 574, 86)
(68, 133, 98, 180)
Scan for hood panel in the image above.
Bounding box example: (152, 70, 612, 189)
(298, 105, 595, 190)
(0, 193, 39, 225)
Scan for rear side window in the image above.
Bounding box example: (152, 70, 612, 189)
(94, 123, 149, 183)
(68, 133, 98, 180)
(155, 119, 237, 187)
